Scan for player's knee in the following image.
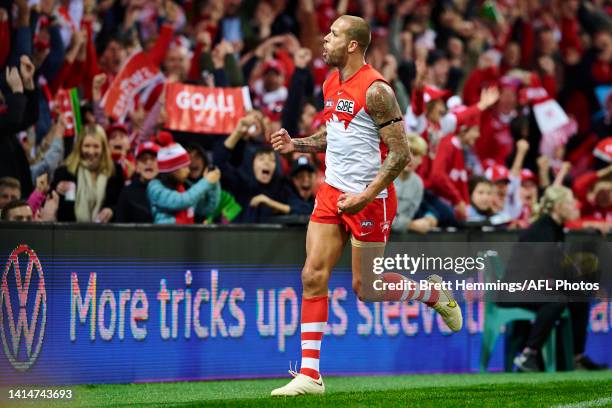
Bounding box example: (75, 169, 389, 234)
(301, 265, 328, 294)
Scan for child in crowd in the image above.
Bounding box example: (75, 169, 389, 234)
(185, 143, 242, 224)
(286, 156, 316, 216)
(115, 141, 160, 223)
(484, 139, 529, 225)
(147, 132, 221, 224)
(466, 176, 495, 223)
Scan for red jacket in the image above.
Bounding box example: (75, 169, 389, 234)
(569, 171, 612, 228)
(411, 86, 482, 184)
(428, 135, 470, 205)
(475, 109, 515, 165)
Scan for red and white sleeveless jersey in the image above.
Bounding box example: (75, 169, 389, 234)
(322, 64, 390, 198)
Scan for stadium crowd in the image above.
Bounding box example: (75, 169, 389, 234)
(0, 0, 610, 233)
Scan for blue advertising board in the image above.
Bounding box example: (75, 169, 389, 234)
(1, 226, 611, 385)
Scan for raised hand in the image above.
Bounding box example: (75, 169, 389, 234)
(35, 173, 49, 194)
(204, 167, 221, 184)
(19, 55, 36, 91)
(294, 48, 312, 69)
(414, 47, 427, 87)
(477, 86, 500, 110)
(538, 55, 555, 76)
(6, 66, 24, 93)
(38, 191, 59, 222)
(92, 73, 107, 101)
(271, 128, 295, 154)
(516, 139, 530, 154)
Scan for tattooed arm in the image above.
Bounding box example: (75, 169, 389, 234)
(293, 129, 327, 153)
(337, 81, 411, 214)
(271, 127, 327, 153)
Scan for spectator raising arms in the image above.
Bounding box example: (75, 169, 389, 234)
(147, 132, 221, 224)
(215, 114, 290, 223)
(0, 57, 39, 197)
(51, 124, 124, 222)
(0, 0, 609, 233)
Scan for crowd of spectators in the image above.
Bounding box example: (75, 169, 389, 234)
(0, 0, 610, 234)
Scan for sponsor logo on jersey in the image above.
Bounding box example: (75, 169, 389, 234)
(335, 99, 354, 114)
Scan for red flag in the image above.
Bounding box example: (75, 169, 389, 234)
(101, 52, 161, 121)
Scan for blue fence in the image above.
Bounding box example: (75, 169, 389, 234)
(0, 224, 610, 385)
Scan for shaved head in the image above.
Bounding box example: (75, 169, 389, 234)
(323, 15, 371, 67)
(338, 15, 371, 53)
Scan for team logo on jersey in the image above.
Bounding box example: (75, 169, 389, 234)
(449, 169, 468, 182)
(335, 99, 354, 114)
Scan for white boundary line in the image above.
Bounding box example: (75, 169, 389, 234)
(551, 397, 612, 408)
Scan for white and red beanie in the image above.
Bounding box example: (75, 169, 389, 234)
(593, 137, 612, 163)
(156, 131, 191, 173)
(423, 85, 451, 103)
(484, 163, 510, 183)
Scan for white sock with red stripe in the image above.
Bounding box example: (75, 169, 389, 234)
(382, 273, 440, 306)
(299, 295, 328, 380)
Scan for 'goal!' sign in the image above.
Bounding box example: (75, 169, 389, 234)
(165, 83, 252, 135)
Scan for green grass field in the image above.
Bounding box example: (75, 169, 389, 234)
(3, 371, 612, 407)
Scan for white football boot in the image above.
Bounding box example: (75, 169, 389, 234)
(427, 274, 463, 332)
(270, 367, 325, 396)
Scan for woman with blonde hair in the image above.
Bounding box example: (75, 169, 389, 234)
(51, 124, 125, 222)
(503, 185, 606, 372)
(531, 185, 579, 228)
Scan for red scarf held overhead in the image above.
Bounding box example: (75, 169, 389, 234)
(174, 184, 195, 224)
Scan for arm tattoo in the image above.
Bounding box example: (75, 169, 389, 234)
(293, 129, 327, 153)
(364, 81, 412, 199)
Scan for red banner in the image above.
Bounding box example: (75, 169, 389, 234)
(164, 83, 252, 135)
(101, 52, 161, 121)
